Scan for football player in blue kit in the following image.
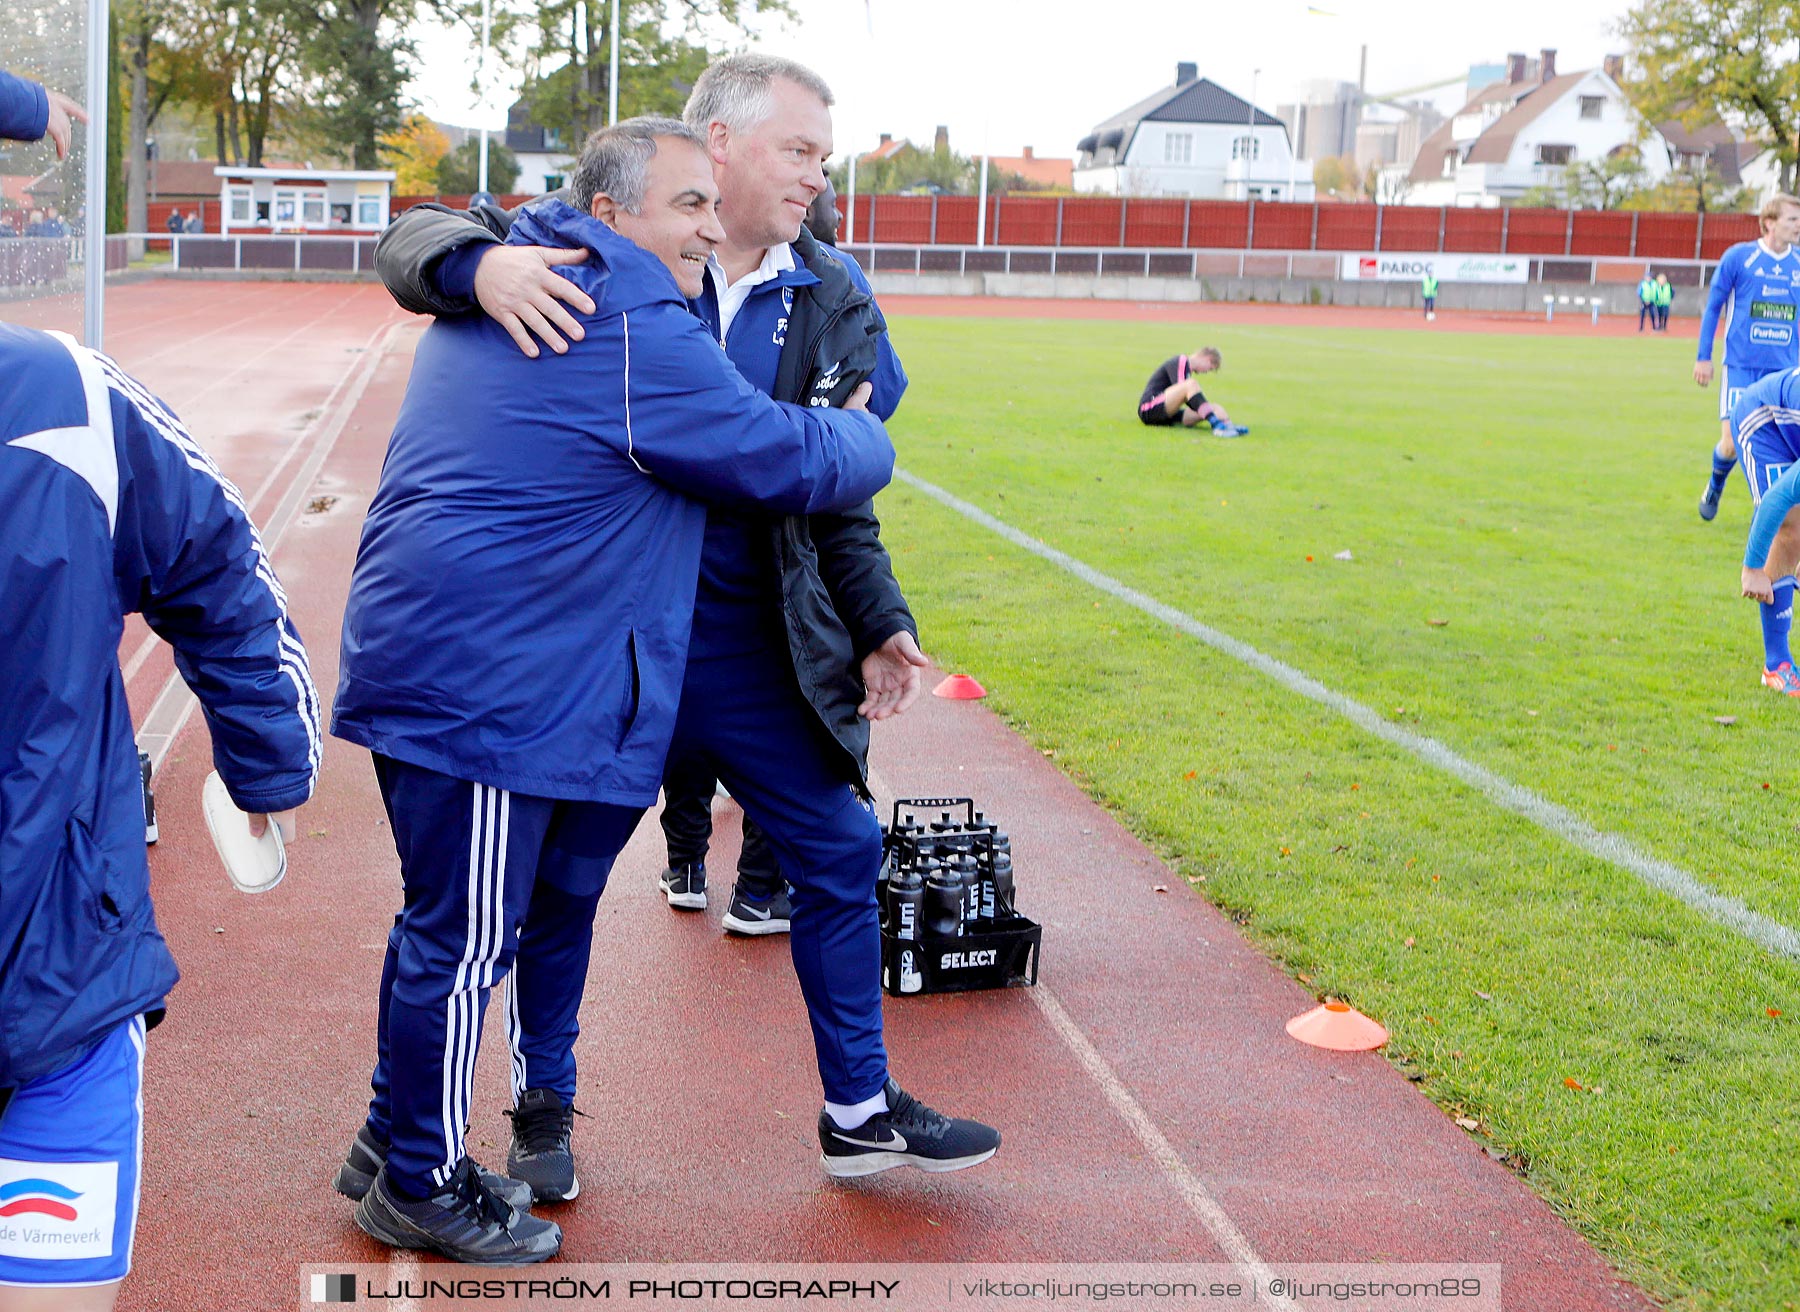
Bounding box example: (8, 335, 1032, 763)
(1696, 194, 1800, 520)
(1726, 368, 1800, 694)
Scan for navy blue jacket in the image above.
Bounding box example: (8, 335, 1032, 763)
(0, 324, 321, 1087)
(332, 202, 895, 805)
(0, 71, 48, 144)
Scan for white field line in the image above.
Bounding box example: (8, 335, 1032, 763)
(896, 467, 1800, 963)
(861, 762, 1296, 1304)
(1027, 987, 1302, 1311)
(136, 320, 400, 771)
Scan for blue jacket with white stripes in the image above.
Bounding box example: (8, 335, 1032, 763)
(331, 201, 895, 806)
(0, 323, 321, 1088)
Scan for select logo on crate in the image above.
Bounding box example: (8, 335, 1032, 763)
(942, 948, 1001, 969)
(0, 1159, 118, 1261)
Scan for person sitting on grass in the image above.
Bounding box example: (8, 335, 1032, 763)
(1136, 346, 1248, 437)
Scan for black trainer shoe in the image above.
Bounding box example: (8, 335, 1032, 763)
(722, 881, 792, 936)
(332, 1123, 532, 1211)
(505, 1088, 580, 1202)
(658, 861, 707, 910)
(818, 1078, 1000, 1177)
(354, 1160, 560, 1265)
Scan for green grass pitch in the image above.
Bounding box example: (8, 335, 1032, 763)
(878, 312, 1800, 1310)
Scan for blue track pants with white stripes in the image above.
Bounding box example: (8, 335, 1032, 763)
(362, 754, 641, 1197)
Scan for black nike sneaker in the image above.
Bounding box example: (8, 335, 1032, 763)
(659, 861, 707, 910)
(818, 1079, 1000, 1177)
(722, 881, 792, 936)
(333, 1123, 532, 1210)
(354, 1159, 560, 1264)
(505, 1087, 580, 1202)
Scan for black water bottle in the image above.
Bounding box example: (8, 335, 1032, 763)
(948, 851, 980, 928)
(991, 837, 1014, 919)
(887, 860, 925, 941)
(921, 859, 963, 938)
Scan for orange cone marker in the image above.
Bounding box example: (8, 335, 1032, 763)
(1285, 1000, 1388, 1051)
(933, 673, 987, 700)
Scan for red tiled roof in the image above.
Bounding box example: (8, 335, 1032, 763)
(991, 152, 1072, 188)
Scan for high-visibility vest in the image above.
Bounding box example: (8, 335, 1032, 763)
(1639, 279, 1656, 304)
(1656, 282, 1673, 306)
(1422, 274, 1439, 297)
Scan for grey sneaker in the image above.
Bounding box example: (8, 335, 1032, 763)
(505, 1088, 580, 1202)
(658, 861, 707, 910)
(722, 881, 792, 936)
(354, 1160, 560, 1264)
(333, 1123, 532, 1211)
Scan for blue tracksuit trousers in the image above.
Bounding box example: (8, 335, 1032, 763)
(665, 645, 889, 1106)
(363, 754, 641, 1197)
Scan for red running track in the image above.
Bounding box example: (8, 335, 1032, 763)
(39, 281, 1654, 1310)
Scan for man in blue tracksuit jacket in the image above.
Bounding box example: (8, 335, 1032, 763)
(369, 57, 1002, 1216)
(0, 322, 319, 1306)
(331, 118, 905, 1264)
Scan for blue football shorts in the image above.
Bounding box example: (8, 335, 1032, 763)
(1723, 365, 1784, 422)
(0, 1016, 146, 1288)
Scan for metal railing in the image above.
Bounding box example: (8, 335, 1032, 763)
(841, 243, 1720, 287)
(106, 232, 379, 275)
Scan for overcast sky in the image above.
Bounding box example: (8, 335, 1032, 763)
(410, 0, 1630, 160)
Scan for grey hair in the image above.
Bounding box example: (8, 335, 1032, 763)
(683, 53, 833, 135)
(569, 116, 707, 215)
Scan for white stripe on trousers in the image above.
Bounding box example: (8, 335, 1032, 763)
(434, 783, 510, 1188)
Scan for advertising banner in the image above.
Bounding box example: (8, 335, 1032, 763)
(1340, 253, 1530, 284)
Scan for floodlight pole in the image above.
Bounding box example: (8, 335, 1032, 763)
(84, 0, 110, 349)
(608, 0, 620, 125)
(477, 0, 492, 194)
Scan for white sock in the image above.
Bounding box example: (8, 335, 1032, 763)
(824, 1087, 890, 1131)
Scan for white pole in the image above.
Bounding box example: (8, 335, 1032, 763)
(83, 0, 109, 349)
(476, 0, 491, 194)
(1246, 68, 1259, 201)
(608, 0, 620, 125)
(847, 150, 858, 244)
(976, 150, 989, 247)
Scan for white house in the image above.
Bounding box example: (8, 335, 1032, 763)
(1393, 50, 1671, 207)
(504, 99, 576, 196)
(215, 166, 393, 234)
(1075, 63, 1314, 201)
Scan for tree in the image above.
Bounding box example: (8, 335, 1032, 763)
(1624, 156, 1752, 212)
(293, 0, 454, 168)
(1312, 154, 1359, 199)
(156, 0, 308, 167)
(382, 112, 450, 192)
(436, 136, 518, 193)
(1519, 151, 1649, 209)
(1616, 0, 1800, 192)
(512, 0, 792, 143)
(830, 141, 995, 196)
